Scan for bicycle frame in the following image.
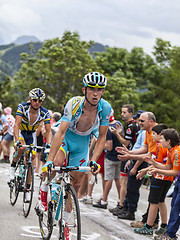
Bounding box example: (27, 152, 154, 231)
(9, 144, 45, 217)
(46, 166, 91, 221)
(36, 165, 94, 240)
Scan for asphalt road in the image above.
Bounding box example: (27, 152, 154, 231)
(0, 161, 179, 240)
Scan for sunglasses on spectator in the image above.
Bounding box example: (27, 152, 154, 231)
(139, 119, 145, 122)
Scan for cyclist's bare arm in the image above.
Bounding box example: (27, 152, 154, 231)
(47, 121, 69, 162)
(44, 123, 52, 145)
(89, 136, 97, 160)
(91, 125, 108, 165)
(14, 115, 22, 143)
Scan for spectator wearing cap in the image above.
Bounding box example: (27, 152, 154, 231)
(0, 107, 15, 163)
(133, 110, 146, 120)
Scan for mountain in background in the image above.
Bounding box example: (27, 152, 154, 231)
(12, 35, 40, 45)
(0, 35, 107, 83)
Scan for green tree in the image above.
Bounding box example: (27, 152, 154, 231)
(13, 31, 101, 111)
(104, 70, 140, 118)
(140, 39, 180, 133)
(0, 76, 17, 114)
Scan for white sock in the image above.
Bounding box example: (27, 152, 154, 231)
(86, 195, 92, 199)
(101, 200, 107, 205)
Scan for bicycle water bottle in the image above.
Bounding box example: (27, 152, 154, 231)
(51, 182, 60, 202)
(19, 165, 25, 178)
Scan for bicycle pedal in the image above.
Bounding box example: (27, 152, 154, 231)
(34, 206, 41, 216)
(7, 180, 14, 187)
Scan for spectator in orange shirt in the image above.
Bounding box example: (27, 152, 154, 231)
(134, 124, 173, 235)
(143, 128, 180, 240)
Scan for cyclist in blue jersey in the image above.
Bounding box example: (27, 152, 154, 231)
(40, 72, 112, 213)
(9, 88, 52, 201)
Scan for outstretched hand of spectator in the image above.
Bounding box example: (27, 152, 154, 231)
(109, 126, 117, 135)
(116, 123, 123, 135)
(142, 154, 155, 165)
(147, 165, 157, 175)
(136, 167, 149, 180)
(116, 144, 129, 155)
(116, 145, 130, 161)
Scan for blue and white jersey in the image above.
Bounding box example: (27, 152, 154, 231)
(56, 96, 111, 137)
(16, 102, 50, 133)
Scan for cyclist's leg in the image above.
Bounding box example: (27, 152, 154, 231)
(9, 132, 26, 180)
(70, 171, 85, 193)
(40, 140, 67, 211)
(26, 132, 37, 188)
(67, 132, 90, 194)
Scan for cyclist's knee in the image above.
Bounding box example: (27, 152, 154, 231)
(72, 182, 81, 192)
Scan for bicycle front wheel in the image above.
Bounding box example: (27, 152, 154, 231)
(38, 200, 54, 240)
(9, 175, 19, 205)
(23, 164, 34, 217)
(59, 184, 81, 240)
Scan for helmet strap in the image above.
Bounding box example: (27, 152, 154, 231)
(84, 88, 99, 107)
(31, 104, 39, 111)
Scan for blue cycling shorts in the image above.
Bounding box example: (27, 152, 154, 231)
(19, 130, 37, 146)
(60, 128, 90, 171)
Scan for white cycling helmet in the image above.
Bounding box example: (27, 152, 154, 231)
(29, 88, 45, 101)
(83, 72, 107, 88)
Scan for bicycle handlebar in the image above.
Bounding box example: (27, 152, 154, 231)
(54, 166, 91, 172)
(43, 165, 96, 185)
(20, 145, 45, 150)
(13, 144, 45, 157)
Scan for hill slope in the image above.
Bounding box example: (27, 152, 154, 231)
(0, 37, 107, 82)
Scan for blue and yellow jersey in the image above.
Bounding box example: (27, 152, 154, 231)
(56, 96, 112, 137)
(16, 102, 50, 133)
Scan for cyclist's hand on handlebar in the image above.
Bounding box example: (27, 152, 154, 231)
(14, 140, 21, 151)
(90, 161, 101, 175)
(42, 160, 54, 173)
(14, 140, 21, 147)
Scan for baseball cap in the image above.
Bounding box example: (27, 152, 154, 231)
(133, 110, 146, 119)
(4, 107, 12, 115)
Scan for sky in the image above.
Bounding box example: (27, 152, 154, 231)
(0, 0, 180, 54)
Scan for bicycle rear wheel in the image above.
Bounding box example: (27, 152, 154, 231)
(23, 164, 34, 217)
(59, 184, 81, 240)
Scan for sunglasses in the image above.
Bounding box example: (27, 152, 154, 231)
(139, 119, 145, 122)
(87, 82, 105, 88)
(32, 99, 42, 103)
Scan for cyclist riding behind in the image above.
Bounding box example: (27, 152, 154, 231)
(40, 72, 112, 212)
(9, 88, 52, 201)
